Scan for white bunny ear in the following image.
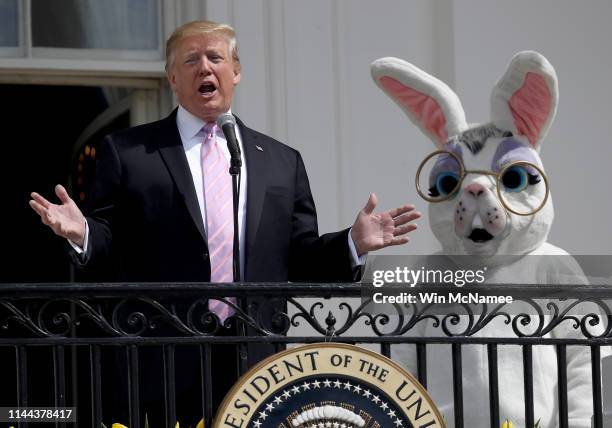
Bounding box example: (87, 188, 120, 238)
(491, 51, 558, 150)
(371, 57, 468, 149)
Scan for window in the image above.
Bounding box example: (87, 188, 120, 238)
(31, 0, 162, 60)
(32, 0, 159, 51)
(0, 0, 18, 47)
(0, 0, 165, 66)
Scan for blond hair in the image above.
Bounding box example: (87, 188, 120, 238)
(165, 20, 240, 71)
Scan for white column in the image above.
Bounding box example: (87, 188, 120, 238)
(603, 355, 612, 424)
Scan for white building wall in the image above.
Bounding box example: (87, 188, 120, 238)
(204, 0, 612, 255)
(452, 0, 612, 255)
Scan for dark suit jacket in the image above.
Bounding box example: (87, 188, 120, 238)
(68, 110, 360, 422)
(77, 109, 354, 284)
(71, 109, 357, 371)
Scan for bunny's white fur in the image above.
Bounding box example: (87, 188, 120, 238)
(372, 52, 603, 427)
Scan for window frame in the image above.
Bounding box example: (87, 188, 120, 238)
(0, 0, 167, 80)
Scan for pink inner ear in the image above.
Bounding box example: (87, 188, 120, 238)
(509, 72, 551, 147)
(379, 76, 448, 144)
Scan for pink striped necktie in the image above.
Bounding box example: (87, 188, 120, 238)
(201, 122, 235, 323)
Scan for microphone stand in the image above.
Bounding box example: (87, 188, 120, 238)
(228, 157, 241, 283)
(228, 148, 248, 375)
(218, 113, 248, 376)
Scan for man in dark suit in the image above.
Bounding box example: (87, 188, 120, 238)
(30, 20, 421, 426)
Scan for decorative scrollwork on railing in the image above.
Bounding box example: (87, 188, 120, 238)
(336, 301, 394, 336)
(254, 297, 292, 335)
(288, 299, 329, 335)
(186, 298, 223, 335)
(286, 298, 400, 337)
(0, 300, 49, 337)
(282, 294, 612, 340)
(38, 299, 83, 337)
(0, 295, 270, 338)
(0, 286, 611, 340)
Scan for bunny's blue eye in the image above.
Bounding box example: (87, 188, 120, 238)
(501, 165, 531, 192)
(429, 172, 460, 197)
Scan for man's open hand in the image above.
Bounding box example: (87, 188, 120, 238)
(350, 193, 421, 256)
(30, 184, 86, 247)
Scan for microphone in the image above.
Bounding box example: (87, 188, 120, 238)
(217, 113, 241, 174)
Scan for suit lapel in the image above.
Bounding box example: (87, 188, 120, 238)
(154, 113, 268, 268)
(239, 117, 268, 269)
(156, 111, 207, 243)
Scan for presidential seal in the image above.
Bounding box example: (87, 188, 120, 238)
(214, 343, 445, 428)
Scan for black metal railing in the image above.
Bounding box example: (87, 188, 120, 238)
(1, 283, 611, 428)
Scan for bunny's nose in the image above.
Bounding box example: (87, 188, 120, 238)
(465, 183, 486, 198)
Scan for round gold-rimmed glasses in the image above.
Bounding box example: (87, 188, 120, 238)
(415, 150, 550, 216)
